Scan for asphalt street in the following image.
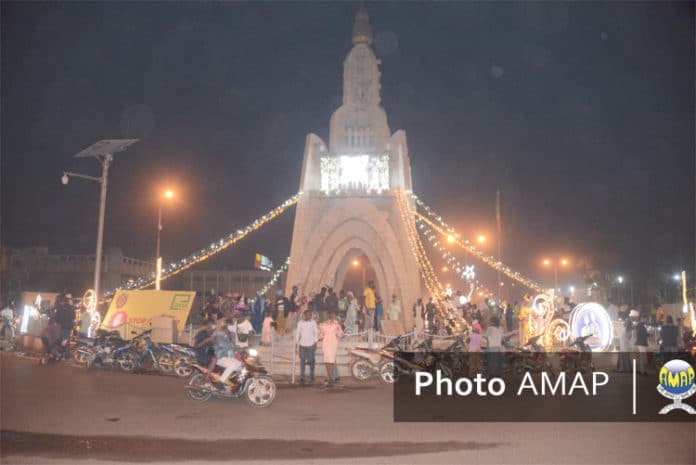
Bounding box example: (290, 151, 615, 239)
(1, 353, 694, 464)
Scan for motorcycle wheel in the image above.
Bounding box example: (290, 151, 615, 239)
(157, 352, 174, 374)
(73, 351, 88, 365)
(379, 361, 398, 384)
(117, 350, 138, 373)
(350, 359, 373, 381)
(174, 358, 194, 378)
(245, 375, 276, 408)
(185, 373, 212, 402)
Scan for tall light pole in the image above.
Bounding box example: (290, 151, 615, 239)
(155, 189, 175, 290)
(62, 139, 138, 302)
(542, 257, 570, 295)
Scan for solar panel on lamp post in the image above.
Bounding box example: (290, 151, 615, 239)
(63, 139, 138, 303)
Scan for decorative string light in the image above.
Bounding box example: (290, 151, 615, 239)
(257, 256, 290, 296)
(410, 193, 543, 293)
(104, 194, 299, 296)
(396, 191, 468, 334)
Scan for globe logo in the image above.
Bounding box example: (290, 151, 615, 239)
(657, 359, 696, 414)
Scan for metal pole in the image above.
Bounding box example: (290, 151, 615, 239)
(553, 265, 558, 294)
(155, 204, 162, 290)
(291, 323, 297, 384)
(93, 154, 111, 303)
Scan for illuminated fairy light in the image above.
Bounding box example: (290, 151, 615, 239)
(416, 218, 498, 300)
(105, 194, 299, 296)
(396, 191, 469, 335)
(410, 193, 543, 292)
(258, 256, 291, 296)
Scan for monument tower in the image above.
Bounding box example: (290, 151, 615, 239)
(286, 6, 422, 327)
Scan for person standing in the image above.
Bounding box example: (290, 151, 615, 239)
(505, 302, 514, 331)
(285, 286, 299, 332)
(412, 298, 425, 333)
(387, 294, 401, 322)
(275, 290, 290, 335)
(635, 315, 649, 375)
(363, 281, 376, 332)
(54, 294, 75, 360)
(374, 295, 384, 331)
(232, 314, 254, 349)
(345, 291, 358, 334)
(261, 311, 274, 346)
(485, 316, 503, 375)
(617, 318, 633, 372)
(318, 311, 343, 385)
(296, 310, 318, 385)
(252, 292, 265, 334)
(659, 315, 679, 353)
(425, 297, 437, 333)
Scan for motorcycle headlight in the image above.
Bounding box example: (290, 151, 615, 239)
(247, 348, 258, 357)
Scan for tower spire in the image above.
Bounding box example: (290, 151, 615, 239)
(352, 4, 372, 46)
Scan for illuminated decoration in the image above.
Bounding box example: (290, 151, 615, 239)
(410, 193, 543, 293)
(258, 256, 290, 297)
(395, 191, 467, 335)
(320, 155, 389, 194)
(105, 194, 299, 296)
(569, 303, 613, 352)
(462, 266, 476, 281)
(544, 319, 570, 349)
(416, 218, 498, 298)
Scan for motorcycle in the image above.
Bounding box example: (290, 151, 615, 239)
(510, 335, 554, 374)
(350, 334, 452, 384)
(159, 343, 197, 377)
(184, 348, 276, 408)
(73, 329, 123, 365)
(559, 335, 594, 373)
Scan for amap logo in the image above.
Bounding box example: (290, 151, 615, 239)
(657, 359, 695, 414)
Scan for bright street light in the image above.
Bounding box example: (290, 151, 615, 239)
(617, 276, 624, 284)
(352, 259, 360, 267)
(673, 273, 681, 282)
(155, 188, 176, 290)
(476, 234, 487, 245)
(442, 266, 448, 272)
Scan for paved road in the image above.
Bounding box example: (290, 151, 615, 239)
(1, 353, 694, 464)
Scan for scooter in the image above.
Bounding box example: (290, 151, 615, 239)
(349, 334, 413, 383)
(185, 348, 276, 408)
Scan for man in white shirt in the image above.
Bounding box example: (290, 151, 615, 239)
(296, 310, 318, 385)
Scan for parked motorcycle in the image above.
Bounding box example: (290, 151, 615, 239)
(559, 335, 594, 373)
(510, 335, 554, 374)
(159, 343, 197, 377)
(184, 348, 276, 408)
(350, 334, 452, 384)
(73, 329, 123, 365)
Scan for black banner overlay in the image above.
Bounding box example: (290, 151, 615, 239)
(392, 352, 696, 422)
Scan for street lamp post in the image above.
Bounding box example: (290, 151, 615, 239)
(62, 139, 138, 302)
(155, 189, 174, 290)
(543, 258, 569, 295)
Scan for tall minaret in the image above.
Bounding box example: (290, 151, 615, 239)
(287, 5, 421, 329)
(329, 6, 390, 156)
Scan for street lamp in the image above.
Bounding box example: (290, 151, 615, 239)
(62, 139, 138, 301)
(352, 259, 366, 289)
(476, 234, 487, 245)
(542, 257, 570, 294)
(442, 266, 448, 272)
(155, 189, 175, 290)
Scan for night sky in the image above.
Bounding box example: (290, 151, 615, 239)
(2, 2, 694, 294)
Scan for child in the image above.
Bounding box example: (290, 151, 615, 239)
(261, 311, 274, 346)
